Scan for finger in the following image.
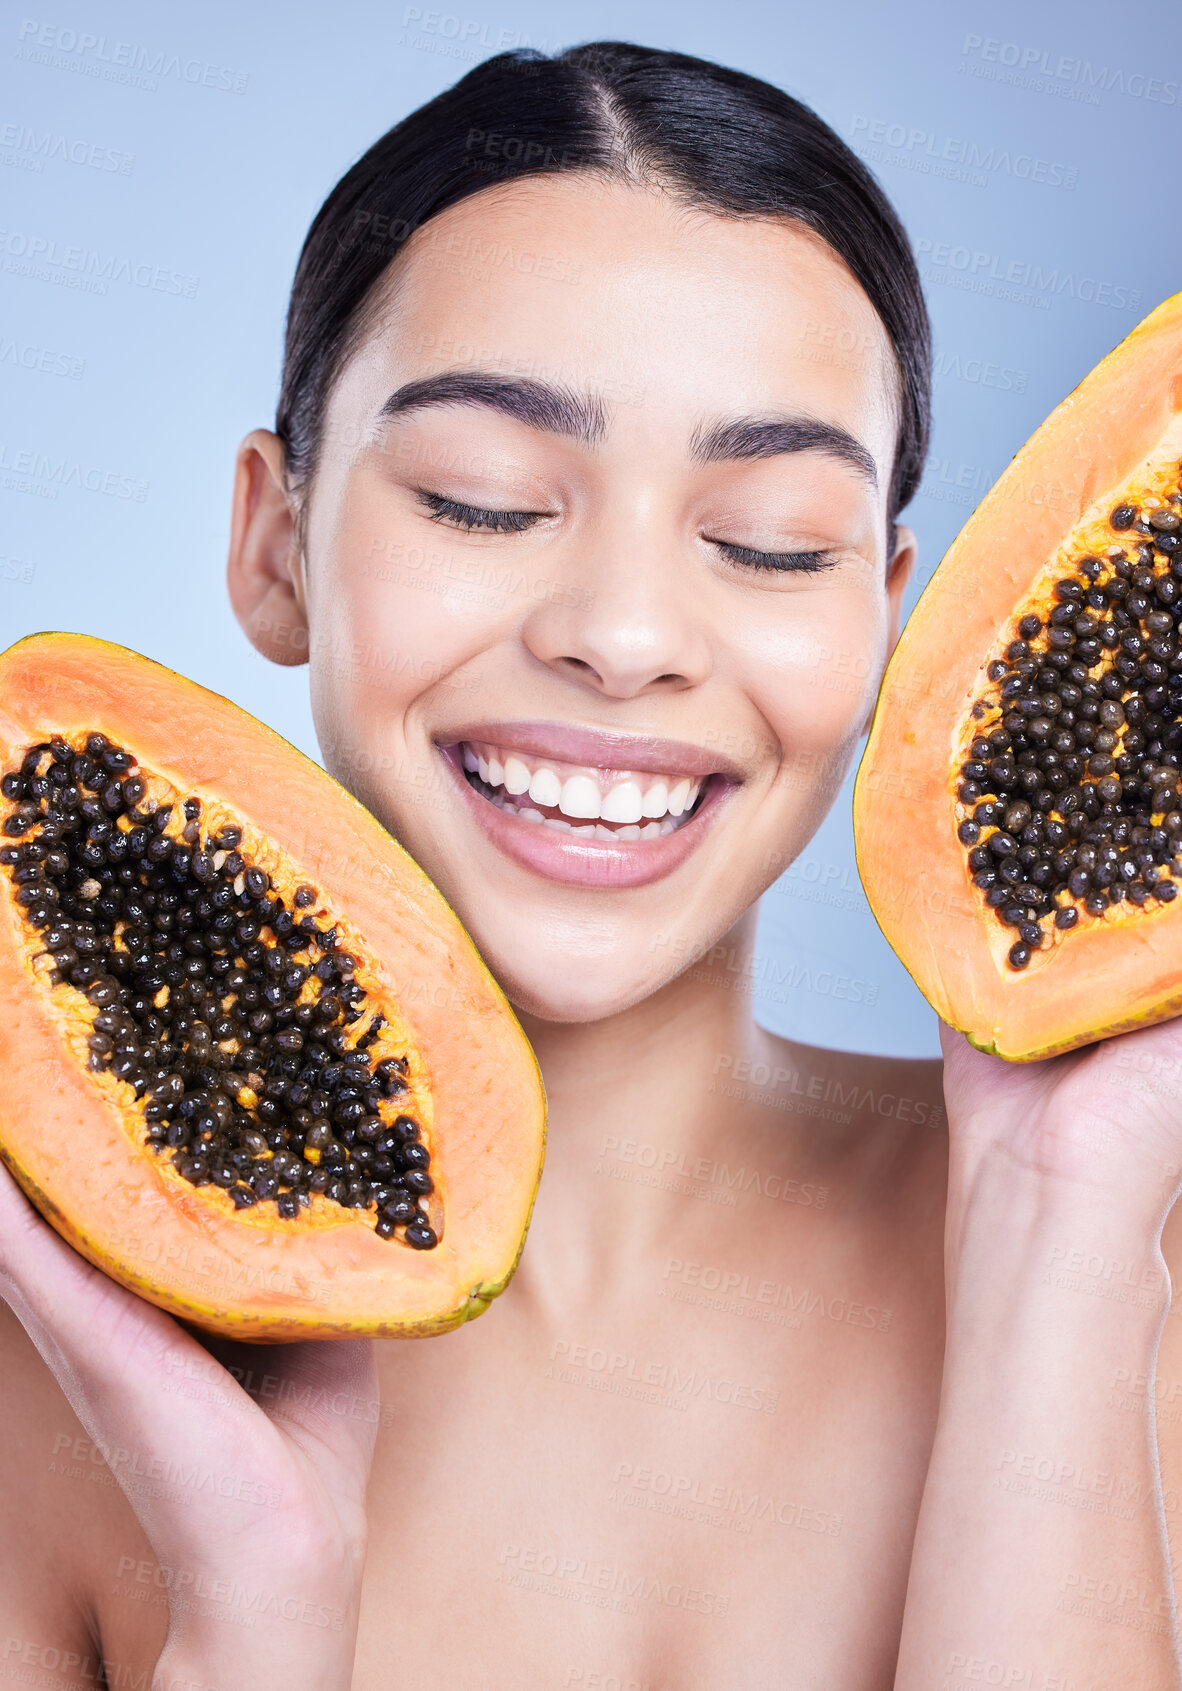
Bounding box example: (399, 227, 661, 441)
(0, 1160, 376, 1501)
(193, 1328, 380, 1467)
(0, 1151, 198, 1417)
(0, 1160, 288, 1492)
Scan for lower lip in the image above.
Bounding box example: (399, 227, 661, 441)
(436, 744, 734, 889)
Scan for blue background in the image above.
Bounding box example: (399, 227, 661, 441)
(2, 0, 1179, 1057)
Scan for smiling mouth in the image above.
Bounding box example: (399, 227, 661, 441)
(452, 738, 712, 841)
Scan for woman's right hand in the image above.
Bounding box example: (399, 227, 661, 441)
(0, 1160, 378, 1691)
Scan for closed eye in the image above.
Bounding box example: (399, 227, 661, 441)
(416, 492, 837, 573)
(416, 489, 549, 534)
(711, 540, 836, 573)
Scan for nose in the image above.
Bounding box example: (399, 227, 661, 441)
(519, 511, 713, 700)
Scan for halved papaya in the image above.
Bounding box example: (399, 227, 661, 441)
(855, 293, 1182, 1061)
(0, 632, 546, 1338)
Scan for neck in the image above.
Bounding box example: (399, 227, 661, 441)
(510, 907, 804, 1312)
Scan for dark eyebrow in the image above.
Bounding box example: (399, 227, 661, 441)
(377, 370, 607, 444)
(689, 414, 878, 486)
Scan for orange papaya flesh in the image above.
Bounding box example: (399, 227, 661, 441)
(855, 292, 1182, 1062)
(0, 632, 546, 1338)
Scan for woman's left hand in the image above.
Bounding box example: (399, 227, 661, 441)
(940, 1011, 1182, 1235)
(893, 1014, 1182, 1688)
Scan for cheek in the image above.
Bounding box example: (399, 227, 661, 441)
(736, 585, 888, 758)
(305, 477, 511, 740)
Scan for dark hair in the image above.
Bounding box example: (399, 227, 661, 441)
(277, 41, 930, 526)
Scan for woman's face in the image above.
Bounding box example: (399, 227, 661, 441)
(232, 174, 914, 1022)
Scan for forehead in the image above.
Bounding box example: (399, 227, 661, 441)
(337, 173, 900, 465)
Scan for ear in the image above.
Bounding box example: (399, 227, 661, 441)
(226, 429, 309, 667)
(859, 522, 918, 736)
(885, 522, 917, 649)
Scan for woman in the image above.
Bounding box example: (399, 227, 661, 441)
(1, 41, 1180, 1690)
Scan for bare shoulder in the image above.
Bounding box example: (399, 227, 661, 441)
(711, 1028, 948, 1374)
(0, 1298, 157, 1681)
(742, 1025, 947, 1170)
(728, 1026, 948, 1277)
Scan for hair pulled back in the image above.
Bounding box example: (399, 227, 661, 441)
(277, 40, 931, 523)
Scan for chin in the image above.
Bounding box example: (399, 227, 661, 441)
(477, 941, 671, 1026)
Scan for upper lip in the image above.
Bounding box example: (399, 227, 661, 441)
(436, 720, 743, 781)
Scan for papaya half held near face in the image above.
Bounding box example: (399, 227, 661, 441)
(855, 292, 1182, 1062)
(0, 632, 546, 1338)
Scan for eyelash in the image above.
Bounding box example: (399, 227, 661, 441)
(711, 541, 834, 574)
(417, 490, 544, 533)
(415, 490, 834, 573)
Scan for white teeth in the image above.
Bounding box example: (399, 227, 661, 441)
(559, 774, 602, 819)
(535, 813, 601, 836)
(600, 780, 643, 824)
(641, 781, 669, 819)
(461, 740, 708, 838)
(667, 777, 691, 817)
(503, 755, 532, 795)
(528, 766, 562, 808)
